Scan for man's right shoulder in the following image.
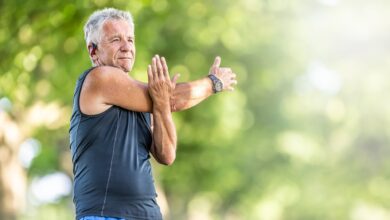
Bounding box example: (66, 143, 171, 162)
(81, 65, 151, 113)
(86, 66, 126, 82)
(80, 66, 126, 115)
(83, 66, 131, 91)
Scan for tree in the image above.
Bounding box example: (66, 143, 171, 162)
(1, 0, 390, 219)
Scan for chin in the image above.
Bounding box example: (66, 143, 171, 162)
(117, 61, 133, 72)
(121, 66, 132, 72)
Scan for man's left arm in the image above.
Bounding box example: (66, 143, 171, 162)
(147, 56, 177, 165)
(146, 56, 237, 165)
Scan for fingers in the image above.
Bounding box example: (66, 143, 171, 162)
(151, 55, 162, 80)
(148, 55, 175, 105)
(224, 81, 237, 92)
(155, 55, 164, 79)
(228, 78, 238, 91)
(213, 56, 221, 68)
(152, 56, 158, 79)
(151, 55, 170, 81)
(216, 67, 237, 92)
(220, 67, 232, 73)
(228, 72, 237, 91)
(149, 54, 174, 87)
(161, 56, 170, 81)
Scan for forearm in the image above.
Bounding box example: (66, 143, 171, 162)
(151, 103, 177, 165)
(171, 76, 213, 112)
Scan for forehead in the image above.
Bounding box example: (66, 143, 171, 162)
(101, 19, 134, 37)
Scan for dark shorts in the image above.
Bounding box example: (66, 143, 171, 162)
(80, 217, 125, 220)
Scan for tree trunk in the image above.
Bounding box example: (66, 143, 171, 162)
(0, 112, 26, 220)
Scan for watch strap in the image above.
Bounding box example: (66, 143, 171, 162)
(208, 74, 223, 93)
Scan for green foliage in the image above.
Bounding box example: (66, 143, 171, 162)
(1, 0, 390, 219)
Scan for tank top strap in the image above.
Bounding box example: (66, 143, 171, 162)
(73, 67, 96, 112)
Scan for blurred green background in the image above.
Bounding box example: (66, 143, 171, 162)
(1, 0, 390, 219)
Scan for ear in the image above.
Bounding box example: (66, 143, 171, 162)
(88, 43, 97, 56)
(88, 43, 99, 64)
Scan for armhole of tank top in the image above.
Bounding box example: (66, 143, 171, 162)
(139, 112, 153, 151)
(76, 68, 115, 118)
(139, 112, 152, 134)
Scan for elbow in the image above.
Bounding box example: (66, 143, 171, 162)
(157, 143, 176, 166)
(153, 137, 177, 165)
(159, 153, 176, 166)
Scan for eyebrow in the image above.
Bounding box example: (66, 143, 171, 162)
(107, 34, 135, 40)
(108, 34, 120, 39)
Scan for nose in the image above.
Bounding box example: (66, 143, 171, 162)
(121, 40, 132, 51)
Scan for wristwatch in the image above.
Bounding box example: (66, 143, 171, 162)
(208, 74, 223, 93)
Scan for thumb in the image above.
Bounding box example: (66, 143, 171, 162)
(171, 73, 180, 88)
(147, 65, 152, 83)
(212, 56, 221, 68)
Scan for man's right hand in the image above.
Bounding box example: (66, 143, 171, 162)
(209, 56, 238, 92)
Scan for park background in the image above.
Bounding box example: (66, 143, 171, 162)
(1, 0, 390, 219)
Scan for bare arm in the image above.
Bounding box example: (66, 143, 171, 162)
(80, 65, 152, 114)
(170, 56, 237, 111)
(79, 56, 237, 115)
(148, 56, 177, 165)
(170, 77, 213, 112)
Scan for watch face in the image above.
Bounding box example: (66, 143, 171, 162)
(215, 81, 223, 92)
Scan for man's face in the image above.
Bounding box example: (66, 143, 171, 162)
(95, 19, 135, 72)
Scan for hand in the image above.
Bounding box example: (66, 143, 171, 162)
(209, 56, 237, 92)
(147, 55, 180, 108)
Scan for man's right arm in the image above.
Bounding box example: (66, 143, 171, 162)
(79, 56, 237, 115)
(80, 65, 152, 114)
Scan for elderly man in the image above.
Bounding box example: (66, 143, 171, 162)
(69, 8, 237, 220)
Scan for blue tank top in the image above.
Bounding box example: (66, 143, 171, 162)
(69, 68, 162, 220)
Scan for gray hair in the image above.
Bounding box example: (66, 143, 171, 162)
(83, 8, 134, 47)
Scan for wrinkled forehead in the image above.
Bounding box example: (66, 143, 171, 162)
(101, 19, 134, 38)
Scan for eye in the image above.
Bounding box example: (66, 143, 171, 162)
(112, 38, 120, 42)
